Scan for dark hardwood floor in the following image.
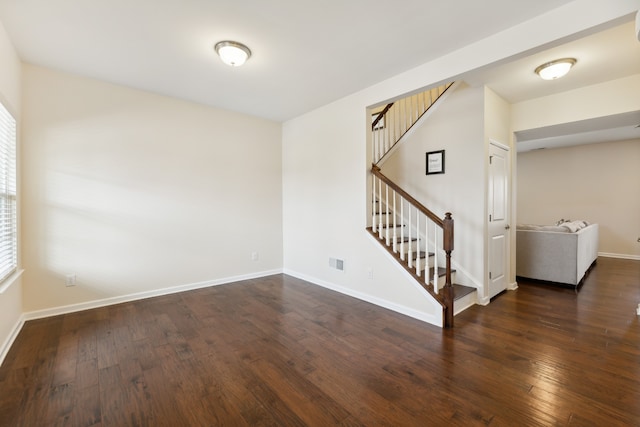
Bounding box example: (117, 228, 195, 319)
(1, 257, 639, 426)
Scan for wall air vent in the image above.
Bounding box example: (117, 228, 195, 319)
(329, 257, 345, 271)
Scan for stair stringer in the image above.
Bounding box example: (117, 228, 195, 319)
(366, 232, 445, 327)
(376, 81, 462, 168)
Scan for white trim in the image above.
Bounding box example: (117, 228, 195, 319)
(507, 281, 519, 291)
(0, 268, 24, 294)
(23, 269, 283, 321)
(477, 295, 491, 306)
(0, 314, 25, 367)
(598, 252, 640, 261)
(284, 266, 442, 327)
(489, 139, 510, 151)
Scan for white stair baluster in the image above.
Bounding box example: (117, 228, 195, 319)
(378, 179, 383, 239)
(400, 198, 405, 261)
(392, 191, 397, 253)
(380, 117, 386, 159)
(424, 214, 429, 287)
(407, 207, 413, 269)
(385, 184, 390, 246)
(372, 118, 377, 163)
(372, 175, 377, 233)
(415, 211, 420, 277)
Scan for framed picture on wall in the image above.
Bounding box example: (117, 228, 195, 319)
(426, 150, 445, 175)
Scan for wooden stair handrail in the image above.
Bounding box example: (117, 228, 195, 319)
(372, 164, 443, 227)
(371, 102, 393, 130)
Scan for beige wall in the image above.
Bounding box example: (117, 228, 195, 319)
(517, 139, 640, 258)
(21, 65, 283, 313)
(0, 20, 23, 364)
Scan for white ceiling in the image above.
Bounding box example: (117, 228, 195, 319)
(0, 0, 638, 151)
(0, 0, 578, 122)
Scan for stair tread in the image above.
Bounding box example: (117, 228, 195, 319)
(408, 251, 434, 260)
(420, 266, 453, 276)
(452, 284, 476, 300)
(378, 223, 405, 229)
(392, 236, 417, 243)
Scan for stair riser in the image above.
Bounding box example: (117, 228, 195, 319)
(454, 290, 477, 316)
(409, 271, 455, 289)
(375, 237, 422, 255)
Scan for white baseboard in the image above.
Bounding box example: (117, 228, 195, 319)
(283, 268, 442, 327)
(23, 269, 283, 321)
(0, 315, 25, 367)
(477, 295, 491, 306)
(598, 252, 640, 261)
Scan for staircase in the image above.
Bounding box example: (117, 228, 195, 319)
(368, 83, 476, 328)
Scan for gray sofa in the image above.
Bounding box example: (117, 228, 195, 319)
(516, 222, 599, 286)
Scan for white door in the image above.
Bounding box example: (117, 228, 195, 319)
(488, 142, 510, 299)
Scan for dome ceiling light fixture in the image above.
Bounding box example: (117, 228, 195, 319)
(214, 40, 251, 67)
(534, 58, 577, 80)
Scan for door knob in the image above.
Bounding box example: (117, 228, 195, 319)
(505, 225, 510, 230)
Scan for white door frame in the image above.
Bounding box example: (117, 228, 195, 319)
(485, 139, 513, 302)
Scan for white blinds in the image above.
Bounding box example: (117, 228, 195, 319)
(0, 101, 17, 283)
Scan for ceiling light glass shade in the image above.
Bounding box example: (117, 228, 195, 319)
(535, 58, 577, 80)
(214, 41, 251, 67)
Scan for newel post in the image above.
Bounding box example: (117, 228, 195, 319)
(443, 212, 454, 328)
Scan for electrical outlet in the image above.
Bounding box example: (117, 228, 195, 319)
(65, 274, 76, 287)
(367, 267, 374, 279)
(251, 251, 259, 261)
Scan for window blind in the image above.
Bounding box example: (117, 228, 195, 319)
(0, 101, 17, 283)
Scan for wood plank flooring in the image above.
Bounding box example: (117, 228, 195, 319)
(0, 256, 639, 426)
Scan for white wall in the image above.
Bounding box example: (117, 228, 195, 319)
(21, 65, 283, 313)
(382, 84, 486, 290)
(517, 139, 640, 259)
(0, 20, 23, 364)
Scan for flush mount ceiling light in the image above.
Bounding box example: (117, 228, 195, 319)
(535, 58, 577, 80)
(214, 41, 251, 67)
